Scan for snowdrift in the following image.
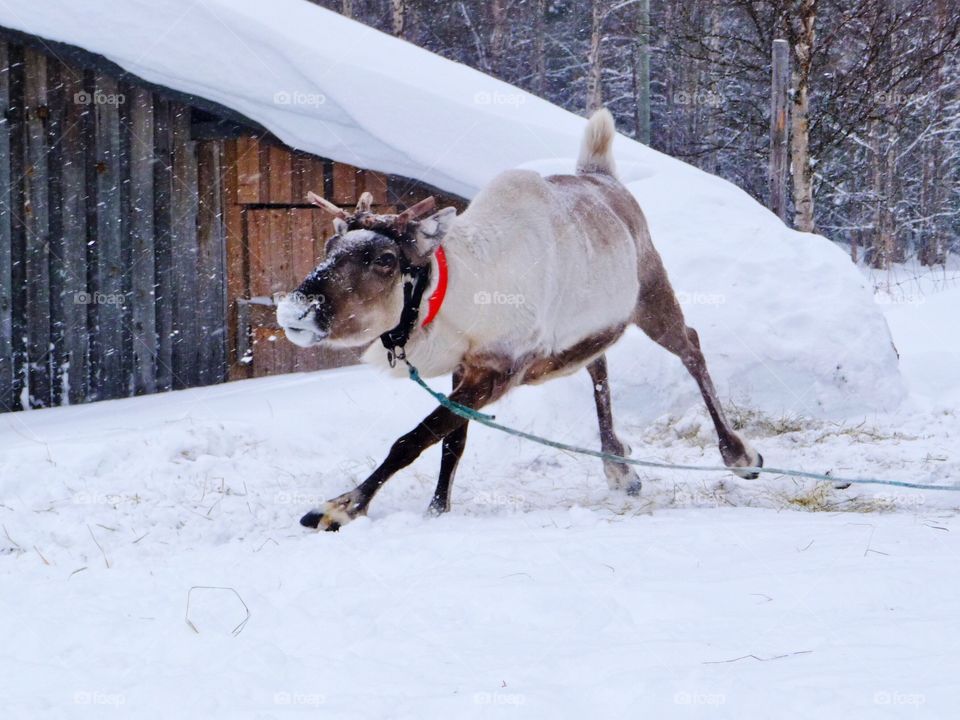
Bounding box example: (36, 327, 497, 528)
(0, 0, 904, 416)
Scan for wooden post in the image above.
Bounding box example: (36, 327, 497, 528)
(0, 42, 14, 410)
(196, 140, 228, 386)
(45, 60, 67, 407)
(170, 104, 200, 389)
(222, 139, 250, 380)
(60, 68, 90, 404)
(153, 97, 175, 392)
(24, 49, 52, 408)
(128, 87, 157, 395)
(769, 39, 790, 222)
(8, 44, 27, 409)
(92, 74, 125, 400)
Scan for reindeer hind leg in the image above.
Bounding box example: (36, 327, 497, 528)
(633, 270, 762, 478)
(587, 354, 642, 495)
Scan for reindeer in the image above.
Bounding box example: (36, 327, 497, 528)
(277, 108, 762, 530)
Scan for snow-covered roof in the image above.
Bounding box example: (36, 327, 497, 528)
(1, 0, 593, 199)
(0, 0, 905, 415)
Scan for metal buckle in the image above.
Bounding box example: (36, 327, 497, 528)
(386, 346, 406, 368)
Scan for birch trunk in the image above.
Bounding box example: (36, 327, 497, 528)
(391, 0, 406, 38)
(534, 0, 546, 96)
(789, 0, 816, 232)
(586, 0, 604, 113)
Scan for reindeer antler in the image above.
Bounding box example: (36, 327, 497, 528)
(356, 191, 374, 214)
(306, 190, 348, 219)
(393, 196, 437, 234)
(306, 189, 437, 236)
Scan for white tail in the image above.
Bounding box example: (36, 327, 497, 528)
(576, 107, 617, 176)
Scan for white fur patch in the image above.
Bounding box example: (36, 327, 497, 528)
(317, 501, 355, 529)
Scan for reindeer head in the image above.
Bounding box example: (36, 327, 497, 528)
(277, 191, 457, 348)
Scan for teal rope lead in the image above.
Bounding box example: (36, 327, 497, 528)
(407, 364, 958, 493)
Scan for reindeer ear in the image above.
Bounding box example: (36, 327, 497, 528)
(417, 207, 456, 248)
(403, 207, 456, 265)
(332, 217, 348, 236)
(324, 233, 339, 257)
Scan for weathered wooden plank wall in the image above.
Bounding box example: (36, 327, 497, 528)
(0, 36, 467, 414)
(0, 41, 229, 412)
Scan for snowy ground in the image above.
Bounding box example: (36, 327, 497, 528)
(1, 263, 958, 719)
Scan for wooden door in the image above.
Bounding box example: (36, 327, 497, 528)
(221, 135, 462, 381)
(242, 207, 359, 377)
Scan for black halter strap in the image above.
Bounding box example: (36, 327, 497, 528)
(380, 258, 431, 366)
(337, 216, 430, 367)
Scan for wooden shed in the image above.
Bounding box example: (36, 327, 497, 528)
(0, 27, 465, 413)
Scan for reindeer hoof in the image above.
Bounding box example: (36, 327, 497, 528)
(300, 510, 344, 531)
(604, 461, 641, 494)
(300, 495, 361, 531)
(426, 498, 450, 517)
(300, 509, 343, 531)
(300, 510, 324, 529)
(732, 452, 763, 480)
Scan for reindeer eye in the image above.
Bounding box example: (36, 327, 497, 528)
(374, 252, 396, 268)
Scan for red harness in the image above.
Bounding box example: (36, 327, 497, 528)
(421, 246, 448, 328)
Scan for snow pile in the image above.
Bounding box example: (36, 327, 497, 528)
(0, 0, 904, 415)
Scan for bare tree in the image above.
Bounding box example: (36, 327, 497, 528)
(587, 0, 605, 112)
(784, 0, 817, 232)
(323, 0, 960, 266)
(391, 0, 407, 38)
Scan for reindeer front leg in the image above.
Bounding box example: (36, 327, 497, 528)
(301, 365, 507, 531)
(427, 423, 468, 516)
